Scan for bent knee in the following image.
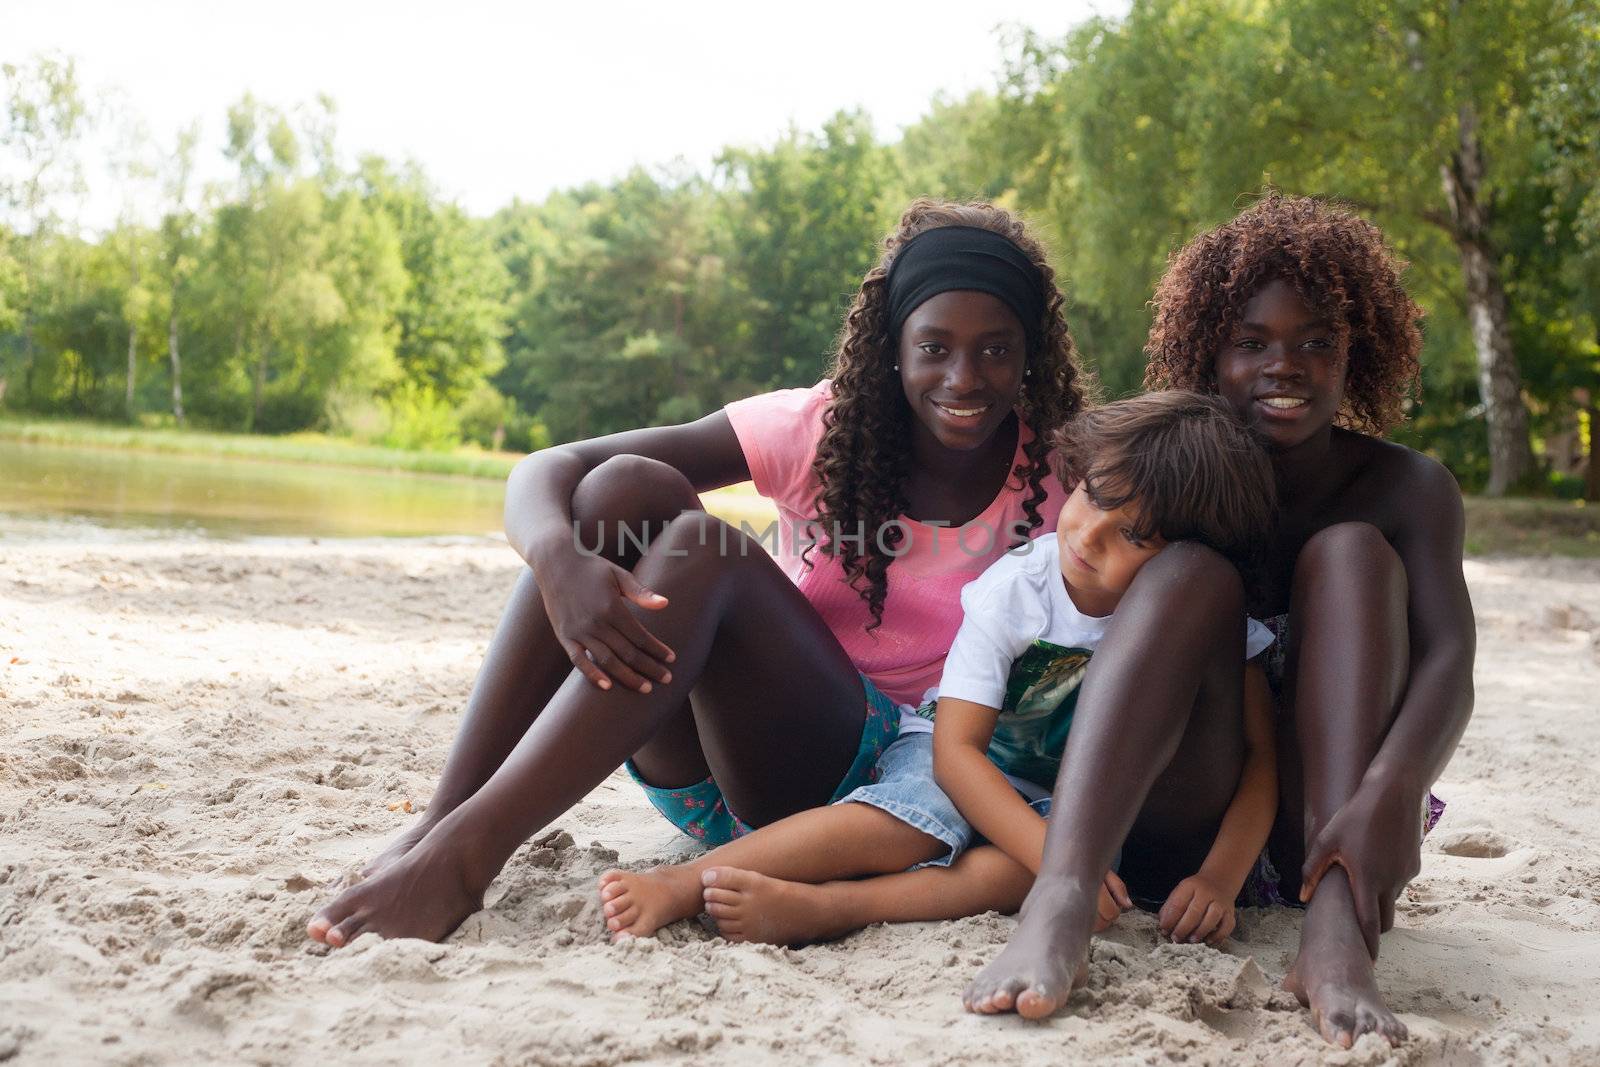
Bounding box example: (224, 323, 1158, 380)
(1295, 522, 1405, 595)
(1134, 541, 1243, 609)
(648, 511, 756, 568)
(572, 455, 700, 530)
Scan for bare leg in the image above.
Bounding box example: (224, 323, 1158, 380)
(1278, 523, 1410, 1047)
(965, 543, 1248, 1019)
(598, 802, 946, 939)
(702, 844, 1034, 946)
(359, 455, 711, 879)
(309, 511, 873, 946)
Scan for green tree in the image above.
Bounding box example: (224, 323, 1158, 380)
(358, 159, 507, 404)
(154, 122, 201, 423)
(993, 0, 1588, 492)
(718, 110, 900, 386)
(1, 54, 87, 405)
(493, 168, 734, 442)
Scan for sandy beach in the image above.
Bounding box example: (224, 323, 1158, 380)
(3, 533, 1599, 1066)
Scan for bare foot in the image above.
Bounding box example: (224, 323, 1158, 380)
(597, 864, 704, 940)
(306, 831, 488, 947)
(358, 814, 442, 881)
(699, 867, 858, 945)
(1283, 869, 1407, 1047)
(964, 877, 1095, 1019)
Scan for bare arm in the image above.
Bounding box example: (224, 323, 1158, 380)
(1300, 454, 1477, 941)
(503, 411, 753, 690)
(504, 411, 751, 565)
(931, 697, 1048, 874)
(1158, 662, 1277, 944)
(1366, 455, 1476, 794)
(1196, 663, 1278, 895)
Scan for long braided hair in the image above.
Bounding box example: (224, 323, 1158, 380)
(806, 199, 1089, 629)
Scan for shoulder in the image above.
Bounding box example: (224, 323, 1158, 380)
(1351, 435, 1460, 504)
(723, 381, 833, 500)
(1340, 431, 1464, 543)
(964, 533, 1059, 603)
(724, 379, 832, 430)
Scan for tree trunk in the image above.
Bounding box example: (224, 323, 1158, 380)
(253, 341, 268, 432)
(21, 318, 36, 404)
(233, 319, 250, 431)
(1586, 389, 1600, 503)
(126, 253, 139, 417)
(168, 300, 185, 425)
(1440, 103, 1534, 496)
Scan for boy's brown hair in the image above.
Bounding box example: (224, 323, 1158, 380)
(1051, 391, 1276, 570)
(1143, 194, 1422, 435)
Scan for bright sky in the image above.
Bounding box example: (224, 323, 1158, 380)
(6, 0, 1126, 231)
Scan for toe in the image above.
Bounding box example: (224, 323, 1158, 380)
(326, 913, 368, 948)
(1016, 986, 1060, 1020)
(702, 866, 750, 890)
(306, 916, 332, 943)
(702, 887, 739, 908)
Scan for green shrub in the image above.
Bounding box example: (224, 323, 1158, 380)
(380, 381, 460, 451)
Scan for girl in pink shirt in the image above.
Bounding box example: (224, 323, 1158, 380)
(307, 199, 1087, 949)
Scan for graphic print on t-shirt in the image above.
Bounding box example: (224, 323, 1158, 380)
(984, 640, 1092, 788)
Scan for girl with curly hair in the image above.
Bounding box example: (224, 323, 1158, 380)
(306, 198, 1088, 948)
(966, 196, 1475, 1052)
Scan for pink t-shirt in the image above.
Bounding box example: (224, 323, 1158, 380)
(724, 379, 1065, 707)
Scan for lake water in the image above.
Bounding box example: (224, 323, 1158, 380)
(0, 439, 510, 540)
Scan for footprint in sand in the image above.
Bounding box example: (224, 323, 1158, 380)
(1432, 828, 1512, 859)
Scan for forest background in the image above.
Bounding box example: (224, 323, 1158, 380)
(3, 0, 1597, 497)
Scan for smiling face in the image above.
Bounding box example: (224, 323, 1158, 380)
(1055, 477, 1166, 617)
(1213, 278, 1349, 451)
(898, 290, 1028, 453)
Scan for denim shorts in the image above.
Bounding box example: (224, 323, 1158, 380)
(625, 673, 901, 847)
(837, 731, 1052, 870)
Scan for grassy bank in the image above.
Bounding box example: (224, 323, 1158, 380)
(1463, 497, 1600, 557)
(0, 415, 523, 479)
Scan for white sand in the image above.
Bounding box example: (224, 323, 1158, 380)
(2, 535, 1599, 1066)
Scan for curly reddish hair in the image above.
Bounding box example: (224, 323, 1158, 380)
(809, 199, 1090, 629)
(1143, 195, 1422, 435)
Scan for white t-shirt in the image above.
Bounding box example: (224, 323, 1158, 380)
(898, 533, 1273, 791)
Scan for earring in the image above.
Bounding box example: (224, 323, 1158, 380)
(1024, 367, 1032, 377)
(892, 363, 900, 371)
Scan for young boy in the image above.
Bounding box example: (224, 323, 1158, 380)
(599, 391, 1279, 948)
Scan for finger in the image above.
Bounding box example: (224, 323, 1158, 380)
(596, 623, 672, 688)
(1159, 884, 1194, 933)
(605, 612, 676, 682)
(1300, 848, 1338, 904)
(1095, 887, 1118, 931)
(615, 568, 671, 613)
(1170, 895, 1209, 942)
(1349, 874, 1382, 961)
(1206, 909, 1236, 946)
(562, 639, 614, 690)
(1189, 901, 1223, 943)
(585, 634, 653, 693)
(1106, 871, 1132, 910)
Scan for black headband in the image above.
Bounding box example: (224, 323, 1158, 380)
(885, 225, 1048, 345)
